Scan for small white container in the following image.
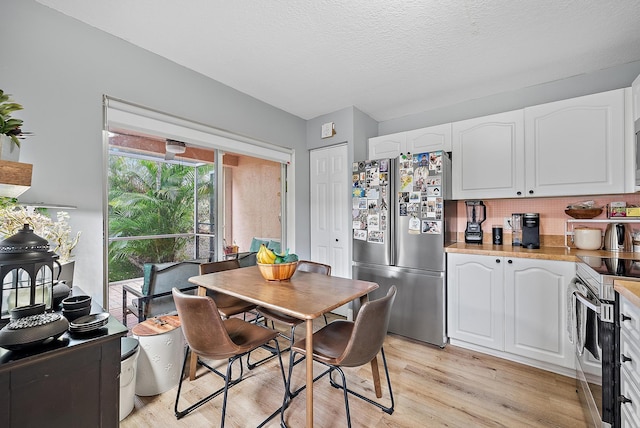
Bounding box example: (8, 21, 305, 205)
(574, 227, 602, 250)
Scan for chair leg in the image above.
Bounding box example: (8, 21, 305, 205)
(122, 289, 128, 327)
(176, 339, 286, 424)
(328, 347, 395, 415)
(174, 347, 243, 420)
(247, 322, 294, 370)
(334, 367, 352, 428)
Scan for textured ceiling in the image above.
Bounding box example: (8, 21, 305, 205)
(36, 0, 640, 121)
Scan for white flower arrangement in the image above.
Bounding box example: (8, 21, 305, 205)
(0, 204, 81, 262)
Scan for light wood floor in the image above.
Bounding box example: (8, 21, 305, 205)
(120, 317, 588, 428)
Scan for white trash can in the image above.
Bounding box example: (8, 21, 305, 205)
(132, 315, 184, 396)
(120, 337, 140, 421)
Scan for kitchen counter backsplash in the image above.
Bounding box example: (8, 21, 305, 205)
(455, 194, 640, 245)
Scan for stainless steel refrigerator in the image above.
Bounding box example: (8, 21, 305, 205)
(352, 151, 456, 347)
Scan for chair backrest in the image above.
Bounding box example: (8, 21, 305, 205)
(336, 286, 396, 367)
(297, 260, 331, 276)
(199, 259, 241, 307)
(199, 259, 240, 275)
(142, 261, 201, 318)
(172, 288, 243, 359)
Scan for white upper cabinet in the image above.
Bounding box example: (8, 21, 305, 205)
(452, 89, 626, 199)
(368, 123, 452, 160)
(405, 123, 452, 153)
(524, 89, 625, 197)
(452, 110, 525, 199)
(368, 131, 406, 160)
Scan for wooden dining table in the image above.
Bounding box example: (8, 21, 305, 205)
(188, 265, 379, 427)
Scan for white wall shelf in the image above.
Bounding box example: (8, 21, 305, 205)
(564, 218, 640, 248)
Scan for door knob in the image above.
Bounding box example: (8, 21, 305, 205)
(622, 354, 633, 363)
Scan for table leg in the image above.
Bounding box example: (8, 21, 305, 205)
(306, 319, 314, 428)
(187, 286, 208, 381)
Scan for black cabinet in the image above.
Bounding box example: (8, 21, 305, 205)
(0, 304, 127, 427)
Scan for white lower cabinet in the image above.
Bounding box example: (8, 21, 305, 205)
(447, 253, 575, 370)
(619, 294, 640, 427)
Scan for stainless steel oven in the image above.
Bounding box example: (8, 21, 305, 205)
(572, 257, 620, 428)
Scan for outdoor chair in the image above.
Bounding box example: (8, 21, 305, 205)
(172, 288, 286, 425)
(282, 286, 397, 428)
(122, 260, 201, 327)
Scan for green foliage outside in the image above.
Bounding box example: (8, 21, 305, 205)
(108, 156, 214, 282)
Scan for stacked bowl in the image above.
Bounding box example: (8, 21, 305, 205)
(61, 295, 92, 321)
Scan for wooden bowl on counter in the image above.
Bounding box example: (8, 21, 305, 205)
(564, 208, 603, 219)
(257, 262, 298, 281)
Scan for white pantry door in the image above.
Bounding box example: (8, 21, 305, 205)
(310, 144, 350, 288)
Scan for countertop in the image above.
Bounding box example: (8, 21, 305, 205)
(0, 287, 127, 367)
(615, 280, 640, 309)
(446, 242, 640, 262)
(447, 243, 640, 309)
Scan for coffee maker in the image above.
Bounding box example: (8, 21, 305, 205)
(464, 200, 486, 244)
(521, 213, 540, 249)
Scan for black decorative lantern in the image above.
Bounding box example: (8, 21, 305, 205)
(0, 224, 58, 325)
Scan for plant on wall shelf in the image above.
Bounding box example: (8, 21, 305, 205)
(0, 199, 81, 262)
(0, 89, 26, 147)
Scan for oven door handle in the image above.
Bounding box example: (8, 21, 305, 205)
(574, 291, 600, 313)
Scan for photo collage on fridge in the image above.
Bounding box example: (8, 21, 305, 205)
(352, 151, 444, 244)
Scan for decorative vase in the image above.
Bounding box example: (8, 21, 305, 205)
(54, 260, 76, 288)
(0, 134, 20, 162)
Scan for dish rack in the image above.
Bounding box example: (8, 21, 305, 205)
(564, 218, 640, 248)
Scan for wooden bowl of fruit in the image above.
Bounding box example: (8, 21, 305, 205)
(257, 262, 298, 281)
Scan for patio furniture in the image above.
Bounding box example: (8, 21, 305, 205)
(122, 260, 201, 327)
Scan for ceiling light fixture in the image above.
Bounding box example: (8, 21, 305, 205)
(165, 139, 186, 154)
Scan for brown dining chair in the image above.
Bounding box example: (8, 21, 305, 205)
(199, 259, 257, 320)
(282, 286, 397, 428)
(172, 288, 286, 426)
(248, 260, 332, 370)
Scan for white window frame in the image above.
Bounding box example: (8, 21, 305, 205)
(102, 96, 295, 288)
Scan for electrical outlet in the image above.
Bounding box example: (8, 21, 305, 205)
(503, 217, 512, 230)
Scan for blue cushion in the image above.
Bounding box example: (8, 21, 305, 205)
(267, 240, 281, 254)
(249, 238, 268, 252)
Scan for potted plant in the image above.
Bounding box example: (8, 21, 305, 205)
(0, 199, 81, 284)
(0, 89, 26, 161)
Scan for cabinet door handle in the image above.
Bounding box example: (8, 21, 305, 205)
(516, 191, 522, 196)
(496, 259, 501, 263)
(507, 259, 513, 264)
(622, 354, 633, 363)
(622, 314, 632, 322)
(528, 190, 534, 195)
(620, 395, 633, 405)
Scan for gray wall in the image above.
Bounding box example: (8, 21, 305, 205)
(6, 0, 640, 307)
(379, 60, 640, 135)
(3, 0, 306, 304)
